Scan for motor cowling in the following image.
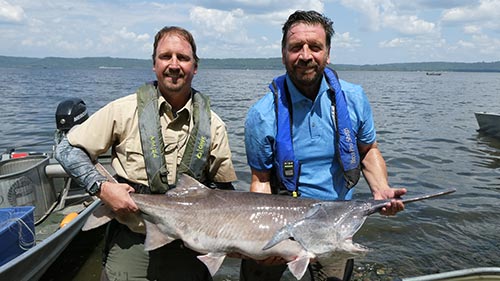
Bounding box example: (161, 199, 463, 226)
(55, 98, 89, 133)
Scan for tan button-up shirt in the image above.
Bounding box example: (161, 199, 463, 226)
(67, 90, 237, 186)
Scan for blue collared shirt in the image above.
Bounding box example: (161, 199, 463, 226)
(245, 74, 376, 200)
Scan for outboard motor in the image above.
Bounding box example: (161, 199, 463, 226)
(54, 98, 89, 144)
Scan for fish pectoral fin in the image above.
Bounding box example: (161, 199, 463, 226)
(82, 203, 114, 231)
(143, 221, 175, 251)
(262, 226, 293, 250)
(197, 253, 226, 276)
(263, 212, 321, 251)
(287, 256, 310, 280)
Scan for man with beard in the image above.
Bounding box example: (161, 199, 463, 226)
(242, 10, 406, 281)
(55, 26, 237, 281)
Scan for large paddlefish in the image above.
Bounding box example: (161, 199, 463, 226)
(83, 164, 455, 280)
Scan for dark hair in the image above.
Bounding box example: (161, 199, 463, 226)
(281, 10, 335, 50)
(152, 26, 199, 65)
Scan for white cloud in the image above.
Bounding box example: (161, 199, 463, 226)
(190, 7, 244, 36)
(447, 34, 500, 59)
(194, 0, 324, 14)
(0, 1, 165, 58)
(339, 0, 437, 35)
(0, 0, 499, 62)
(21, 37, 46, 47)
(438, 0, 500, 61)
(383, 14, 436, 35)
(333, 32, 361, 48)
(334, 0, 500, 62)
(339, 0, 387, 31)
(186, 1, 328, 58)
(117, 27, 150, 42)
(471, 33, 500, 55)
(441, 0, 500, 22)
(188, 6, 272, 58)
(457, 40, 475, 48)
(463, 25, 481, 34)
(0, 0, 25, 22)
(379, 37, 410, 48)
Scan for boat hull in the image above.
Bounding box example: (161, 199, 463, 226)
(0, 154, 107, 281)
(403, 267, 500, 281)
(475, 112, 500, 139)
(0, 199, 100, 281)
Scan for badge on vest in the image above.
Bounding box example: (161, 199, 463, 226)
(283, 161, 295, 177)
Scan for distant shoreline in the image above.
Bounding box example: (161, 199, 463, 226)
(1, 55, 499, 72)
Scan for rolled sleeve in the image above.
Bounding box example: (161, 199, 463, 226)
(67, 101, 119, 160)
(341, 80, 376, 145)
(244, 93, 275, 171)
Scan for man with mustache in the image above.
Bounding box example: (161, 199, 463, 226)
(55, 26, 237, 281)
(242, 10, 406, 281)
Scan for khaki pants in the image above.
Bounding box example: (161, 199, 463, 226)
(101, 221, 212, 281)
(240, 258, 353, 281)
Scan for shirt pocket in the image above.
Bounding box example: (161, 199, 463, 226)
(124, 137, 147, 182)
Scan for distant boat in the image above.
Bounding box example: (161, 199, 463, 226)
(474, 112, 500, 139)
(98, 66, 123, 69)
(426, 72, 441, 76)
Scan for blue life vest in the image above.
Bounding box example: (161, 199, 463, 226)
(270, 67, 361, 196)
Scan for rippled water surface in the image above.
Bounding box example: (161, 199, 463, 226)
(1, 67, 499, 280)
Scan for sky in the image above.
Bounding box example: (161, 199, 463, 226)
(1, 0, 500, 64)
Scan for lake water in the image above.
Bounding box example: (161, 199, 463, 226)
(1, 67, 499, 280)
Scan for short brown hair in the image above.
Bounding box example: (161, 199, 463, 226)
(152, 26, 199, 65)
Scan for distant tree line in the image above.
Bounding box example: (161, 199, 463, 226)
(1, 55, 499, 72)
(335, 61, 500, 72)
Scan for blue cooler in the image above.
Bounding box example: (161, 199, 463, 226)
(0, 206, 35, 266)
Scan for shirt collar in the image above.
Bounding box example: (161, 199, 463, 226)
(157, 88, 193, 119)
(285, 73, 330, 104)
